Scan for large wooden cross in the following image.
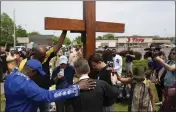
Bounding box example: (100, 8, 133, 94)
(45, 1, 125, 59)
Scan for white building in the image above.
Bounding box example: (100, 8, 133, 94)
(96, 36, 172, 48)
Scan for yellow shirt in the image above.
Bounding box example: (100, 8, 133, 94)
(18, 47, 54, 72)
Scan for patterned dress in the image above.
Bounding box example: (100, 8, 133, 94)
(129, 79, 153, 112)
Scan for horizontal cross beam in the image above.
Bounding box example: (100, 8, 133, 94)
(45, 17, 125, 33)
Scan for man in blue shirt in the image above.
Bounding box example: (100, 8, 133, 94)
(51, 55, 75, 112)
(4, 59, 96, 112)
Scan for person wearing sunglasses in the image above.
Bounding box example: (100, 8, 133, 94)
(155, 47, 176, 111)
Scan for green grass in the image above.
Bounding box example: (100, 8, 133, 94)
(114, 100, 129, 111)
(0, 84, 160, 112)
(113, 84, 160, 111)
(0, 94, 5, 112)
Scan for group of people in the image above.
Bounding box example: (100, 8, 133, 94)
(147, 47, 176, 111)
(0, 30, 176, 112)
(99, 44, 176, 112)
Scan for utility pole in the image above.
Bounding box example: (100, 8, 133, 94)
(13, 9, 16, 48)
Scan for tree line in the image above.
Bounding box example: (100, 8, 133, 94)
(0, 12, 42, 46)
(0, 12, 117, 46)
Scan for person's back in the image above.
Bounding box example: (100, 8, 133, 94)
(71, 79, 116, 112)
(72, 58, 116, 112)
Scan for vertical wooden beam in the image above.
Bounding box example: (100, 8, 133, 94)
(83, 1, 96, 59)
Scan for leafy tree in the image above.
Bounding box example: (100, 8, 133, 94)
(52, 36, 72, 46)
(64, 37, 71, 46)
(103, 33, 115, 39)
(52, 36, 58, 45)
(97, 36, 103, 39)
(0, 12, 15, 45)
(74, 36, 83, 45)
(28, 31, 40, 36)
(16, 25, 27, 37)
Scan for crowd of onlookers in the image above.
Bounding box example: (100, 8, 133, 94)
(0, 31, 176, 112)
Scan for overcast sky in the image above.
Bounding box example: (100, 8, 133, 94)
(1, 1, 175, 40)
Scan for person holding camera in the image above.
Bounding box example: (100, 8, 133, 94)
(154, 47, 176, 112)
(152, 51, 166, 105)
(125, 47, 135, 74)
(51, 55, 75, 112)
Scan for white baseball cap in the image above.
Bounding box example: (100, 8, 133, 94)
(59, 55, 68, 65)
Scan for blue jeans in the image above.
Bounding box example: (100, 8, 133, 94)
(38, 102, 50, 112)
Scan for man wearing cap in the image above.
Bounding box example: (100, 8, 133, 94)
(4, 59, 96, 112)
(51, 55, 75, 112)
(18, 30, 68, 111)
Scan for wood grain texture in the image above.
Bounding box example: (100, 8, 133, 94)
(45, 17, 85, 31)
(96, 21, 125, 33)
(45, 17, 125, 33)
(83, 1, 96, 59)
(44, 1, 125, 59)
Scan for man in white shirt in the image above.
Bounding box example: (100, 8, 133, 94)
(112, 49, 123, 77)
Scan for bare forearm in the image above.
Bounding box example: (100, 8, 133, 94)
(118, 77, 132, 84)
(155, 57, 176, 71)
(159, 60, 175, 71)
(53, 30, 67, 53)
(130, 54, 135, 58)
